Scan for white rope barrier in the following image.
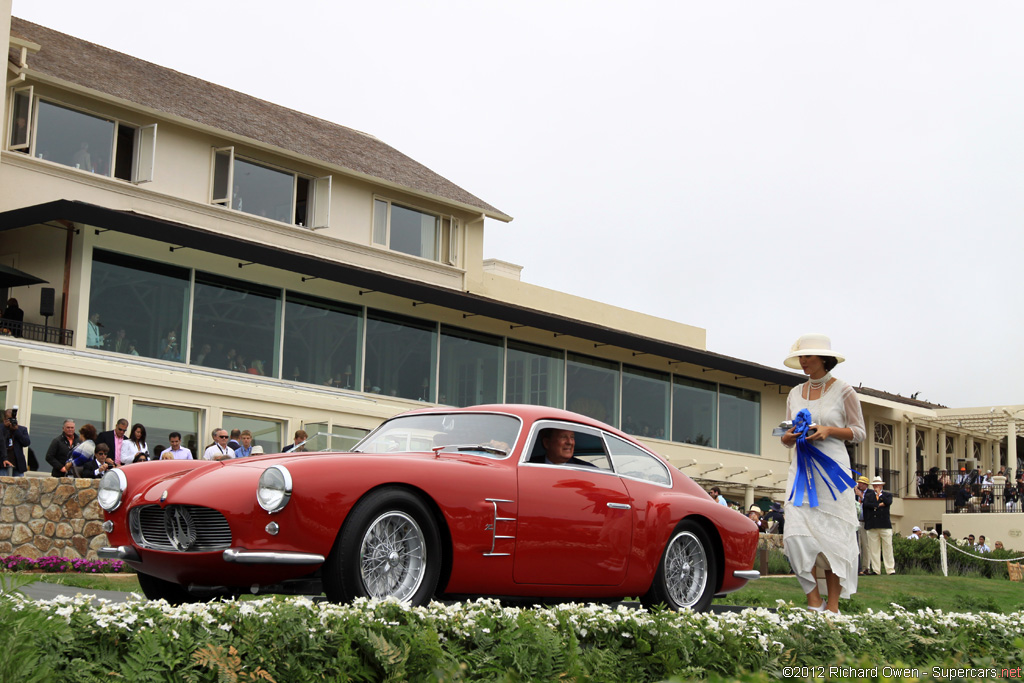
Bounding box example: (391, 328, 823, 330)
(939, 537, 1024, 576)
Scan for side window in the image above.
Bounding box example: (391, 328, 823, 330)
(525, 423, 612, 471)
(605, 434, 671, 485)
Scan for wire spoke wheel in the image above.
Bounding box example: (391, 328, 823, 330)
(643, 520, 716, 612)
(663, 530, 709, 607)
(358, 510, 426, 600)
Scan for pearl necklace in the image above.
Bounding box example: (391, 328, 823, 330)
(808, 371, 832, 392)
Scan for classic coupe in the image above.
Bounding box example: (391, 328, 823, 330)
(98, 405, 760, 610)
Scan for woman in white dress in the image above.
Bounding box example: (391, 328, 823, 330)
(780, 334, 865, 614)
(120, 423, 149, 464)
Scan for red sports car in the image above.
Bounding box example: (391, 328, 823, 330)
(98, 405, 760, 610)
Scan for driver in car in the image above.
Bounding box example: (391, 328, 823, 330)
(540, 428, 596, 467)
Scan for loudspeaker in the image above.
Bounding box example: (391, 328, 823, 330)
(39, 288, 55, 318)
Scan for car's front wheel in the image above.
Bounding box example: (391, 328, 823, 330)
(323, 487, 441, 606)
(136, 571, 198, 605)
(642, 520, 717, 612)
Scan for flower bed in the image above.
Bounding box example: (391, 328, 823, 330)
(0, 555, 126, 574)
(2, 591, 1022, 682)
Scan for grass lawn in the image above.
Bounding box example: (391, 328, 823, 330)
(23, 571, 1024, 615)
(717, 572, 1024, 614)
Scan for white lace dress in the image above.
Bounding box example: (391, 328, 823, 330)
(782, 377, 865, 598)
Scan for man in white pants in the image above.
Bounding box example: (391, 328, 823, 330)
(863, 475, 895, 575)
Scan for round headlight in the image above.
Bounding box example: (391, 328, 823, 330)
(257, 465, 292, 513)
(97, 468, 127, 512)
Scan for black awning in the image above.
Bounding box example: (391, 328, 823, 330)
(0, 263, 47, 288)
(0, 199, 802, 387)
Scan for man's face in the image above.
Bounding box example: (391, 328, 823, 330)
(856, 482, 867, 492)
(542, 429, 575, 465)
(215, 431, 229, 443)
(969, 535, 975, 543)
(979, 536, 986, 544)
(169, 436, 181, 449)
(872, 484, 883, 494)
(115, 421, 127, 436)
(240, 434, 252, 447)
(63, 421, 76, 437)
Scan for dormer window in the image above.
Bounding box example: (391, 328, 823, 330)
(11, 95, 156, 183)
(211, 147, 330, 228)
(372, 198, 459, 265)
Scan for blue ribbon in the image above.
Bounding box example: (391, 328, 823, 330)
(788, 408, 858, 507)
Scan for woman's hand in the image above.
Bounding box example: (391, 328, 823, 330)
(780, 427, 798, 447)
(805, 425, 831, 441)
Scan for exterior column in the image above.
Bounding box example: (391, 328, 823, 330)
(1008, 417, 1018, 474)
(966, 436, 975, 471)
(907, 422, 918, 496)
(937, 429, 946, 471)
(744, 485, 754, 512)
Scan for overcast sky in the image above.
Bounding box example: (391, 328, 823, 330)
(13, 1, 1024, 408)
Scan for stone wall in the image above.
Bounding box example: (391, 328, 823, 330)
(0, 476, 107, 559)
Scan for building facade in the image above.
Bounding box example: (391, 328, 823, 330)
(2, 12, 1020, 538)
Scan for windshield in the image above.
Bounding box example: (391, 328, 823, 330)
(354, 413, 521, 458)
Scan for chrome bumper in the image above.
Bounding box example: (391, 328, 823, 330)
(98, 546, 141, 562)
(733, 569, 761, 581)
(222, 548, 325, 565)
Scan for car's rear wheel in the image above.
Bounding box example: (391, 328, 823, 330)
(323, 488, 441, 605)
(642, 520, 717, 612)
(136, 571, 198, 605)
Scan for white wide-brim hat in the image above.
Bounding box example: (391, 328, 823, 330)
(870, 476, 885, 486)
(784, 333, 846, 370)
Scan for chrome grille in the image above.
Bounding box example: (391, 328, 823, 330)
(131, 505, 232, 551)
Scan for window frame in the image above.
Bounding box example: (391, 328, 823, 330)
(7, 85, 33, 151)
(210, 146, 327, 227)
(372, 196, 460, 265)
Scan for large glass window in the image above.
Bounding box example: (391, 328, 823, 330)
(132, 403, 200, 459)
(622, 365, 669, 439)
(223, 413, 283, 453)
(283, 293, 362, 388)
(34, 100, 115, 175)
(718, 384, 760, 455)
(231, 158, 295, 223)
(505, 341, 564, 408)
(364, 311, 437, 401)
(672, 376, 717, 448)
(89, 250, 190, 361)
(30, 389, 108, 443)
(191, 273, 281, 377)
(566, 353, 619, 427)
(438, 326, 503, 407)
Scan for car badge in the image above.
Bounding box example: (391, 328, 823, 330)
(164, 506, 198, 551)
(161, 490, 168, 503)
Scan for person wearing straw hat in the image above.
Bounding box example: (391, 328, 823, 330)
(863, 475, 895, 574)
(779, 333, 866, 614)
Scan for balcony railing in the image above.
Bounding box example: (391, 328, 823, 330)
(0, 319, 74, 346)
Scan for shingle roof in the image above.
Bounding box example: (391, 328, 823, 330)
(855, 386, 948, 410)
(9, 17, 509, 221)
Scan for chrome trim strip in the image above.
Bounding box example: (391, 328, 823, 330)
(606, 502, 631, 510)
(484, 498, 516, 556)
(222, 548, 325, 565)
(733, 569, 761, 581)
(97, 545, 140, 562)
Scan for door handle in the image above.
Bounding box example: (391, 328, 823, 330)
(607, 502, 631, 510)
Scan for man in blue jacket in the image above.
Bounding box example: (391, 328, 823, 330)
(863, 475, 895, 575)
